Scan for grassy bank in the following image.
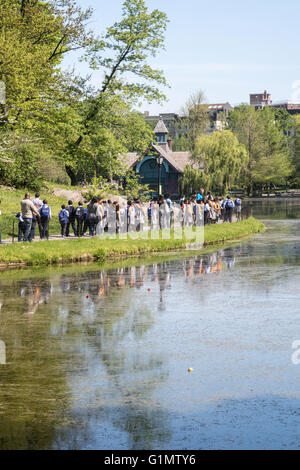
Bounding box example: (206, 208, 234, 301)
(203, 217, 265, 245)
(0, 185, 70, 239)
(0, 217, 265, 268)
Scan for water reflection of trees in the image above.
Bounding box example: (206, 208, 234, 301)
(0, 250, 239, 449)
(7, 237, 300, 449)
(0, 232, 298, 449)
(246, 199, 300, 220)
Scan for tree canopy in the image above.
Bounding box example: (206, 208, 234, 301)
(0, 0, 168, 190)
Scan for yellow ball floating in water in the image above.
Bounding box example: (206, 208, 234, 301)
(188, 368, 194, 373)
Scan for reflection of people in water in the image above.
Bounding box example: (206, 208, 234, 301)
(224, 248, 235, 270)
(182, 254, 224, 279)
(19, 279, 52, 315)
(60, 249, 237, 312)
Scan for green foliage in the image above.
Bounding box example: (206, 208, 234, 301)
(291, 115, 300, 186)
(0, 0, 167, 189)
(123, 169, 150, 201)
(229, 105, 293, 193)
(84, 0, 169, 103)
(0, 141, 43, 190)
(172, 135, 190, 152)
(0, 0, 94, 126)
(83, 174, 119, 201)
(177, 90, 210, 151)
(182, 130, 248, 195)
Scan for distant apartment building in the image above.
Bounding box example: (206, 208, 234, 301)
(144, 102, 233, 138)
(250, 90, 272, 108)
(249, 90, 300, 115)
(207, 103, 233, 131)
(270, 101, 300, 115)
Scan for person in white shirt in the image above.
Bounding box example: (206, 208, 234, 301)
(31, 193, 43, 238)
(96, 201, 104, 236)
(127, 201, 136, 232)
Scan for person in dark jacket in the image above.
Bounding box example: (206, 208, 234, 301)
(66, 200, 77, 237)
(75, 202, 85, 237)
(39, 200, 51, 239)
(87, 198, 98, 236)
(59, 205, 69, 237)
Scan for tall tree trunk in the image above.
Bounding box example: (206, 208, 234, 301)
(65, 165, 78, 186)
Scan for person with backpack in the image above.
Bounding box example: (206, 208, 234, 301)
(225, 196, 235, 223)
(196, 191, 203, 203)
(39, 200, 51, 239)
(82, 207, 89, 236)
(59, 205, 69, 237)
(235, 197, 242, 221)
(75, 202, 85, 237)
(66, 200, 77, 237)
(87, 198, 98, 236)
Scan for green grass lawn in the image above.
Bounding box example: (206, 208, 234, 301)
(0, 185, 73, 239)
(0, 217, 265, 267)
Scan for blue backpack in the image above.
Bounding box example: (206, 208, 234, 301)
(235, 198, 241, 206)
(40, 205, 50, 218)
(59, 209, 68, 224)
(226, 199, 235, 209)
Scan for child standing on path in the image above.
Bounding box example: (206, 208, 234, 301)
(59, 205, 69, 237)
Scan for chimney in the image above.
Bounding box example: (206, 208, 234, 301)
(144, 111, 149, 117)
(167, 137, 172, 152)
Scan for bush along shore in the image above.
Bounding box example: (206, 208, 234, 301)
(0, 217, 265, 268)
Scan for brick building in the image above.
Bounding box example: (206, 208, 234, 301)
(270, 101, 300, 115)
(250, 90, 272, 108)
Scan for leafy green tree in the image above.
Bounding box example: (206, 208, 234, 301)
(183, 130, 248, 195)
(172, 135, 190, 152)
(229, 105, 293, 194)
(64, 95, 154, 184)
(176, 90, 210, 151)
(291, 114, 300, 187)
(0, 0, 94, 126)
(74, 0, 169, 150)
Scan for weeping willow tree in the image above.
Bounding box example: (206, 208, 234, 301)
(182, 130, 248, 196)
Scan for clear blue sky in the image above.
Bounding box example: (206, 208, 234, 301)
(63, 0, 300, 114)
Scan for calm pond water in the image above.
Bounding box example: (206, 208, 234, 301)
(0, 199, 300, 450)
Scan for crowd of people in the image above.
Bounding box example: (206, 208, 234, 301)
(179, 191, 243, 226)
(11, 190, 243, 243)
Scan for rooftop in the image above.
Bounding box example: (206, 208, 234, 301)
(154, 119, 169, 134)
